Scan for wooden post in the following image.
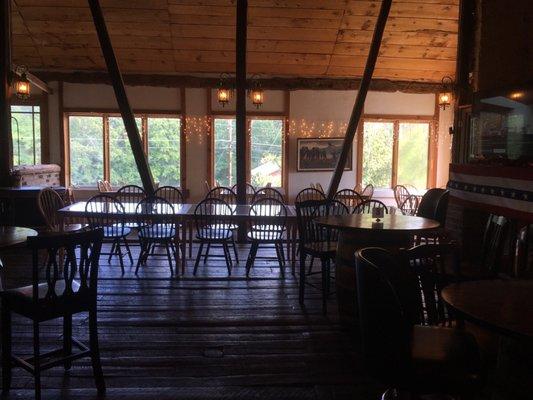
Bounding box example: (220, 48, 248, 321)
(0, 0, 13, 186)
(326, 0, 392, 200)
(87, 0, 155, 194)
(235, 0, 247, 205)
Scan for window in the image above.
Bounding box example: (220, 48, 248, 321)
(67, 113, 182, 187)
(359, 119, 432, 189)
(212, 117, 285, 188)
(11, 105, 41, 166)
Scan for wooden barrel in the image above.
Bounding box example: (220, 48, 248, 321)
(335, 229, 412, 326)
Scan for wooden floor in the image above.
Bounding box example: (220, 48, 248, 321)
(0, 242, 383, 400)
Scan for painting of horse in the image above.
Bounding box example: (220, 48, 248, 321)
(297, 137, 352, 171)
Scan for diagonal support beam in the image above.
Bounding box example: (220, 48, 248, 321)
(88, 0, 155, 194)
(326, 0, 392, 200)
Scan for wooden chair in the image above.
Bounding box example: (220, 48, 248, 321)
(154, 185, 184, 205)
(415, 188, 450, 244)
(399, 194, 420, 216)
(115, 184, 146, 206)
(334, 188, 364, 212)
(97, 180, 112, 193)
(204, 186, 239, 263)
(231, 182, 256, 204)
(315, 183, 325, 193)
(400, 242, 460, 327)
(85, 194, 133, 274)
(245, 198, 287, 277)
(193, 198, 235, 275)
(296, 199, 349, 313)
(352, 199, 389, 214)
(1, 229, 106, 400)
(355, 247, 481, 399)
(37, 188, 84, 233)
(393, 184, 411, 209)
(252, 187, 285, 203)
(361, 183, 374, 199)
(295, 187, 325, 203)
(135, 196, 180, 276)
(204, 180, 211, 194)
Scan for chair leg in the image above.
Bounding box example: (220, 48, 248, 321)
(164, 243, 174, 275)
(222, 242, 232, 275)
(275, 243, 285, 277)
(308, 256, 315, 274)
(63, 314, 72, 370)
(203, 243, 211, 264)
(123, 237, 133, 264)
(33, 320, 41, 400)
(1, 305, 12, 394)
(321, 258, 328, 315)
(231, 236, 239, 264)
(89, 308, 106, 395)
(193, 242, 204, 275)
(115, 240, 125, 275)
(245, 242, 259, 277)
(107, 241, 115, 263)
(299, 252, 306, 305)
(135, 241, 146, 274)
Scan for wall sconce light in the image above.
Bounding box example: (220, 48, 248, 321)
(14, 65, 30, 100)
(438, 76, 454, 110)
(216, 73, 233, 107)
(248, 75, 264, 109)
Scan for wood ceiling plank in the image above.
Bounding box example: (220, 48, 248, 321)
(338, 29, 458, 47)
(345, 1, 459, 20)
(29, 33, 173, 50)
(249, 7, 343, 19)
(18, 6, 170, 23)
(248, 0, 348, 9)
(169, 14, 342, 29)
(341, 16, 458, 32)
(333, 42, 456, 60)
(26, 21, 171, 37)
(330, 54, 456, 71)
(327, 65, 454, 81)
(168, 5, 236, 17)
(16, 0, 168, 9)
(170, 38, 335, 54)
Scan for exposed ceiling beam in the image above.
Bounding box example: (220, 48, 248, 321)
(34, 71, 442, 93)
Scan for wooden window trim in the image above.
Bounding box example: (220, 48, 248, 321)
(207, 90, 289, 191)
(356, 114, 437, 190)
(10, 94, 50, 165)
(64, 109, 184, 189)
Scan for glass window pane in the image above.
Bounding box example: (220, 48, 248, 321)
(109, 117, 143, 187)
(11, 106, 40, 166)
(398, 122, 429, 189)
(250, 119, 283, 187)
(362, 122, 393, 188)
(213, 118, 236, 187)
(69, 116, 104, 186)
(147, 117, 181, 186)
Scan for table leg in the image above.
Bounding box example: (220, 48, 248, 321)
(181, 219, 187, 275)
(188, 220, 193, 259)
(291, 224, 297, 275)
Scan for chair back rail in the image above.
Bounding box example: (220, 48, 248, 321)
(334, 189, 364, 211)
(400, 242, 460, 326)
(295, 187, 326, 203)
(393, 185, 411, 209)
(194, 197, 234, 240)
(135, 196, 176, 239)
(481, 214, 508, 274)
(115, 184, 146, 205)
(205, 186, 237, 204)
(154, 186, 184, 205)
(249, 198, 287, 241)
(361, 184, 374, 199)
(37, 188, 65, 231)
(252, 187, 285, 203)
(27, 228, 104, 301)
(399, 194, 420, 216)
(353, 199, 389, 214)
(85, 194, 128, 237)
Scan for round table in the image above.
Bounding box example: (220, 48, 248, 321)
(0, 226, 38, 268)
(442, 280, 533, 339)
(316, 214, 440, 325)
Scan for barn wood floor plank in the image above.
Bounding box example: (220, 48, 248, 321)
(0, 243, 382, 399)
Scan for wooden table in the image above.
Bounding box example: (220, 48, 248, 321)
(442, 280, 533, 339)
(58, 202, 299, 274)
(316, 214, 440, 325)
(0, 226, 38, 268)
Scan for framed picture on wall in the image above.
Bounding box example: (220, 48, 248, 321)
(297, 137, 352, 171)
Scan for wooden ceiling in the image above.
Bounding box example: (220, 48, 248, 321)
(11, 0, 459, 83)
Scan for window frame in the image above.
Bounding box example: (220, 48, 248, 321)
(64, 109, 185, 189)
(356, 114, 438, 189)
(10, 94, 49, 165)
(209, 114, 288, 189)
